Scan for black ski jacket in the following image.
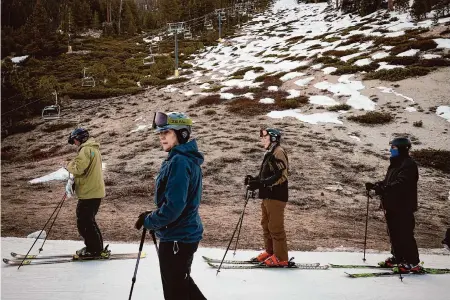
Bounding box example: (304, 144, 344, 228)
(378, 155, 418, 213)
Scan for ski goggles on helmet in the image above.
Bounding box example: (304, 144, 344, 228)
(152, 112, 192, 129)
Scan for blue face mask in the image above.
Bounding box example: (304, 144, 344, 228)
(390, 148, 399, 158)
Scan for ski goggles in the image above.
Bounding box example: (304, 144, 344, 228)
(152, 112, 192, 129)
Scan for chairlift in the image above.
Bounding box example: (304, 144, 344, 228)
(143, 47, 155, 65)
(42, 90, 61, 120)
(205, 19, 213, 31)
(81, 67, 95, 87)
(184, 28, 192, 40)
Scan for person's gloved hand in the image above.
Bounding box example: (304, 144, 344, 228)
(244, 175, 254, 186)
(248, 178, 262, 191)
(135, 211, 152, 230)
(65, 177, 74, 198)
(365, 182, 375, 191)
(374, 183, 384, 195)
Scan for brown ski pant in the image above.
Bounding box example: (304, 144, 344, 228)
(261, 199, 289, 261)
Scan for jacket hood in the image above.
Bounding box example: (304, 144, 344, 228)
(168, 139, 204, 166)
(80, 138, 100, 149)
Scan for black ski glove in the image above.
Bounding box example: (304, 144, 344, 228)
(135, 211, 152, 230)
(244, 175, 254, 186)
(374, 183, 384, 195)
(365, 182, 375, 191)
(248, 178, 262, 191)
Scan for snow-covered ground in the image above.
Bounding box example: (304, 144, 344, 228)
(2, 238, 450, 300)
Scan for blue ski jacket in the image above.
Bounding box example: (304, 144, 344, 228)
(144, 139, 204, 243)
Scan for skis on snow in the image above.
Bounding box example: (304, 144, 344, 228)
(202, 256, 329, 270)
(330, 264, 450, 278)
(3, 252, 145, 266)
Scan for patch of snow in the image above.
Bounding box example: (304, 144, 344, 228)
(371, 52, 390, 60)
(185, 91, 195, 97)
(381, 46, 394, 50)
(267, 109, 343, 125)
(243, 70, 259, 80)
(422, 54, 441, 59)
(349, 134, 361, 142)
(385, 31, 405, 38)
(27, 230, 46, 239)
(29, 168, 70, 184)
(341, 52, 365, 62)
(433, 38, 450, 49)
(29, 164, 106, 184)
(311, 63, 323, 70)
(436, 106, 450, 122)
(220, 93, 236, 100)
(322, 67, 337, 75)
(309, 95, 339, 106)
(260, 98, 275, 104)
(294, 77, 315, 87)
(280, 72, 305, 81)
(377, 86, 414, 102)
(11, 55, 28, 63)
(376, 62, 405, 71)
(243, 93, 254, 99)
(268, 86, 279, 91)
(199, 83, 211, 89)
(397, 49, 419, 57)
(315, 75, 376, 111)
(131, 125, 147, 133)
(405, 107, 417, 112)
(354, 58, 372, 66)
(287, 89, 301, 99)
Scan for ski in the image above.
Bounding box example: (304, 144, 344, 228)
(331, 264, 450, 273)
(346, 268, 450, 278)
(206, 261, 329, 270)
(202, 256, 321, 266)
(10, 251, 143, 260)
(3, 252, 145, 266)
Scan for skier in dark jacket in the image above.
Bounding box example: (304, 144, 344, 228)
(245, 128, 290, 267)
(366, 137, 422, 273)
(135, 112, 206, 300)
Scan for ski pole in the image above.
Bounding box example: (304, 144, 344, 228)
(233, 189, 254, 256)
(150, 230, 159, 258)
(18, 192, 67, 270)
(128, 228, 147, 300)
(362, 190, 371, 262)
(39, 191, 68, 253)
(216, 186, 251, 275)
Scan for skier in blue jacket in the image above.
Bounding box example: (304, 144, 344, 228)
(135, 112, 206, 300)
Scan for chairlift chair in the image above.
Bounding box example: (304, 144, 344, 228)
(184, 28, 192, 40)
(81, 67, 96, 87)
(205, 19, 213, 31)
(42, 91, 61, 120)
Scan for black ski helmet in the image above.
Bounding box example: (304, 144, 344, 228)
(390, 137, 411, 155)
(260, 128, 282, 143)
(68, 128, 89, 145)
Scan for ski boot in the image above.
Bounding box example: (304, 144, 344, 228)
(74, 245, 110, 260)
(251, 251, 271, 263)
(393, 263, 424, 274)
(262, 254, 289, 267)
(378, 256, 397, 268)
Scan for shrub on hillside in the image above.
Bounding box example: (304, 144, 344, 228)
(412, 149, 450, 173)
(189, 95, 223, 108)
(348, 112, 393, 124)
(364, 67, 431, 81)
(328, 104, 352, 111)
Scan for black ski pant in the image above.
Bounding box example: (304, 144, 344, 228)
(385, 211, 419, 265)
(76, 199, 103, 254)
(444, 228, 450, 245)
(158, 241, 206, 300)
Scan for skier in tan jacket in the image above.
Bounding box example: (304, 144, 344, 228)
(66, 128, 107, 258)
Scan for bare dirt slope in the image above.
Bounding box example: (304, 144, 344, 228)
(2, 67, 449, 253)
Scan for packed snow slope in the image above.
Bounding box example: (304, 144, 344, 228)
(1, 238, 450, 300)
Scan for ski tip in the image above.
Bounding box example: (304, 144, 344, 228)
(207, 262, 216, 268)
(10, 252, 17, 258)
(3, 258, 10, 264)
(344, 272, 357, 278)
(201, 255, 209, 261)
